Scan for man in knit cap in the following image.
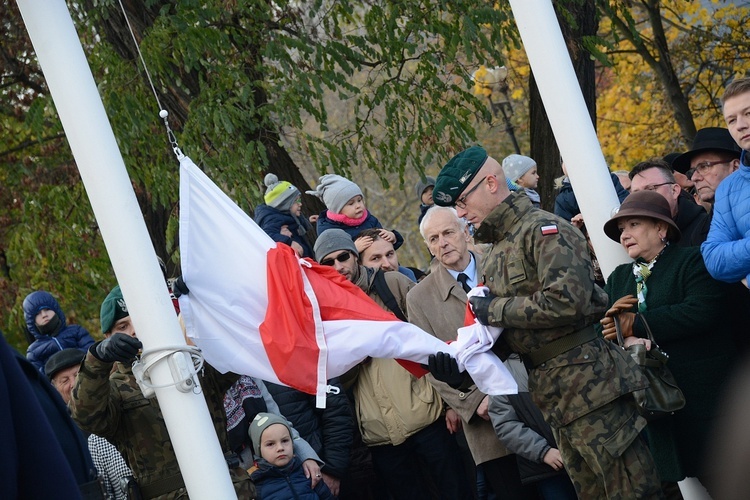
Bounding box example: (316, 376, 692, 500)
(502, 154, 540, 207)
(314, 229, 470, 499)
(255, 173, 314, 258)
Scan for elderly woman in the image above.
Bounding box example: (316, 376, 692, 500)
(600, 190, 735, 494)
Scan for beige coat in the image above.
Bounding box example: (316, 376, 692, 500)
(406, 255, 511, 465)
(347, 265, 443, 447)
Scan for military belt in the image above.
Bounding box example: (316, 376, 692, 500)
(523, 325, 597, 368)
(139, 473, 185, 499)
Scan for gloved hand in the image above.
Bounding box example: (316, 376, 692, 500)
(604, 295, 638, 317)
(428, 352, 466, 389)
(602, 312, 637, 341)
(468, 293, 497, 325)
(93, 333, 143, 363)
(172, 276, 190, 298)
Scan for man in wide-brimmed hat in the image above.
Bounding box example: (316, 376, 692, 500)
(672, 127, 741, 206)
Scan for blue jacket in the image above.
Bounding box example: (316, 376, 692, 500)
(251, 456, 334, 500)
(701, 154, 750, 283)
(255, 204, 314, 258)
(316, 211, 404, 250)
(24, 291, 95, 374)
(554, 173, 629, 221)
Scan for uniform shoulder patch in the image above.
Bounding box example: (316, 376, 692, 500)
(540, 224, 559, 235)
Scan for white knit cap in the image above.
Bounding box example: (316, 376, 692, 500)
(305, 174, 363, 214)
(502, 154, 537, 183)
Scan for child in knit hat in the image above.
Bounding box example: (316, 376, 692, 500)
(502, 154, 541, 207)
(255, 174, 314, 258)
(306, 174, 404, 253)
(249, 413, 334, 500)
(415, 175, 436, 225)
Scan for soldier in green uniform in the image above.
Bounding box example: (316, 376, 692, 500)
(430, 146, 663, 499)
(69, 286, 262, 499)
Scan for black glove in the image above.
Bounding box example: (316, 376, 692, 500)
(428, 352, 466, 389)
(469, 293, 497, 325)
(93, 333, 143, 363)
(172, 276, 190, 298)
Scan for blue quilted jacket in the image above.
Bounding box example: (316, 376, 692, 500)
(255, 204, 314, 258)
(23, 291, 95, 374)
(701, 155, 750, 284)
(251, 456, 334, 500)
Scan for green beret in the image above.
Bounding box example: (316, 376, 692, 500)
(100, 285, 129, 333)
(433, 146, 488, 206)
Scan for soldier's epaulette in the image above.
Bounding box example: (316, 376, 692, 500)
(540, 224, 559, 235)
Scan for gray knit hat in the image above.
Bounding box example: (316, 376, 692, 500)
(314, 228, 358, 263)
(502, 154, 537, 183)
(249, 412, 293, 458)
(264, 174, 300, 212)
(414, 176, 436, 201)
(305, 174, 363, 214)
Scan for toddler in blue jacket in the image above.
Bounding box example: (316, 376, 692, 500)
(249, 413, 334, 500)
(306, 174, 403, 254)
(255, 174, 314, 258)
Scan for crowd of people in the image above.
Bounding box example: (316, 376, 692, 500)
(5, 77, 750, 500)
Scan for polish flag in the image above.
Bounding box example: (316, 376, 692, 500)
(178, 156, 513, 406)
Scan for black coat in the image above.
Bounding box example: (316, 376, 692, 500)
(673, 191, 711, 247)
(265, 378, 354, 478)
(1, 332, 88, 499)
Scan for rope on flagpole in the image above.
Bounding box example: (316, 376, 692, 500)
(117, 0, 184, 160)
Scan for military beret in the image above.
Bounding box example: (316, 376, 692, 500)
(45, 348, 85, 380)
(433, 146, 488, 206)
(100, 285, 129, 333)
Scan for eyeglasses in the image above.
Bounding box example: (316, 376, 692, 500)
(641, 182, 675, 191)
(688, 159, 733, 179)
(455, 176, 488, 209)
(320, 251, 352, 267)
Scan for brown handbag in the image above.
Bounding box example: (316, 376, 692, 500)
(615, 315, 686, 420)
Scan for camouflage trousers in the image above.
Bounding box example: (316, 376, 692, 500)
(553, 396, 663, 499)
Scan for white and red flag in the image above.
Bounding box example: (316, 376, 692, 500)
(178, 156, 514, 406)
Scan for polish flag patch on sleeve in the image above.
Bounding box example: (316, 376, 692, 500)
(540, 224, 559, 235)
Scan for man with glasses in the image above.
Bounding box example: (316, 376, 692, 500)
(629, 158, 711, 246)
(313, 228, 470, 499)
(429, 146, 662, 499)
(671, 127, 741, 208)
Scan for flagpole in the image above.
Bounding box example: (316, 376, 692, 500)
(507, 0, 630, 277)
(15, 1, 236, 498)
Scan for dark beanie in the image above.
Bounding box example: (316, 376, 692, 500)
(313, 228, 358, 262)
(45, 348, 85, 380)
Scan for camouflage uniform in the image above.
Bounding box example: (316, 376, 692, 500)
(71, 351, 255, 499)
(476, 192, 662, 499)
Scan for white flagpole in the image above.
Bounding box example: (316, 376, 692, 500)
(508, 0, 630, 277)
(15, 1, 237, 498)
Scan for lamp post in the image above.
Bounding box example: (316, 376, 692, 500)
(472, 66, 521, 154)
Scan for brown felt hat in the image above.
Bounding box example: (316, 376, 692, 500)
(603, 191, 681, 243)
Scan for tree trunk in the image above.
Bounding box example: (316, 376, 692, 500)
(530, 1, 599, 212)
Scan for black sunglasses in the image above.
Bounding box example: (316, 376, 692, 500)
(320, 251, 353, 267)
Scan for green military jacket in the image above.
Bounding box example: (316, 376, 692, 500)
(474, 192, 646, 428)
(71, 351, 254, 499)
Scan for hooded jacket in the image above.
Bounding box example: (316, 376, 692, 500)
(23, 291, 95, 374)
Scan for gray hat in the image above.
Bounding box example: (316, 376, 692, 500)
(414, 176, 436, 201)
(45, 348, 85, 380)
(502, 154, 536, 183)
(314, 228, 358, 262)
(263, 174, 300, 212)
(249, 412, 293, 458)
(306, 174, 363, 214)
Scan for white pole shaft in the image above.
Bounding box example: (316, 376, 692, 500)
(508, 0, 630, 277)
(15, 1, 237, 498)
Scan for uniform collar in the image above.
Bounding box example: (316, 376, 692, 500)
(474, 191, 532, 244)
